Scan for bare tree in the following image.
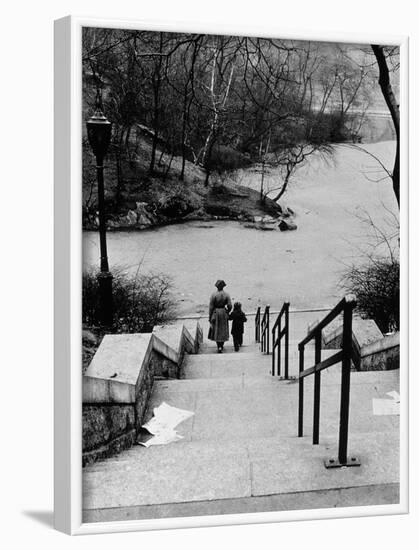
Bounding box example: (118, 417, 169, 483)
(371, 45, 400, 207)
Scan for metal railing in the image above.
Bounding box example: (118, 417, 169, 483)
(271, 301, 290, 378)
(255, 306, 261, 343)
(260, 305, 270, 353)
(297, 295, 361, 468)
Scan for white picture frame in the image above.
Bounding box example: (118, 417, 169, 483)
(54, 15, 409, 535)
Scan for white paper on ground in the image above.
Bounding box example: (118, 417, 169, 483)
(139, 402, 194, 447)
(386, 390, 400, 402)
(138, 430, 184, 447)
(372, 398, 400, 415)
(142, 402, 194, 435)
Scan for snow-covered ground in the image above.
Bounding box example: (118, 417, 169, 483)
(83, 142, 399, 316)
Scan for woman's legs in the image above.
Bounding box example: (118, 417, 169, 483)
(216, 341, 224, 353)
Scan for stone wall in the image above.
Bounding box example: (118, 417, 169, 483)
(359, 333, 400, 371)
(82, 405, 136, 466)
(322, 321, 399, 372)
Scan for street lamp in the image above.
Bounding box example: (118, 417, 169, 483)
(86, 92, 113, 327)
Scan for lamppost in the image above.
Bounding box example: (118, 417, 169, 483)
(86, 92, 113, 327)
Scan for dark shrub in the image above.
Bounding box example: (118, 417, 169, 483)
(207, 145, 251, 173)
(153, 183, 203, 219)
(342, 259, 399, 333)
(83, 268, 177, 333)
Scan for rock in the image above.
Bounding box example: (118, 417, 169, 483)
(244, 222, 276, 231)
(137, 213, 152, 226)
(257, 224, 276, 231)
(261, 216, 278, 225)
(82, 329, 97, 346)
(183, 208, 208, 221)
(118, 211, 137, 226)
(136, 202, 157, 226)
(279, 219, 297, 231)
(238, 212, 253, 221)
(126, 210, 137, 225)
(281, 206, 295, 218)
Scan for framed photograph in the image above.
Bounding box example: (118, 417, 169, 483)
(54, 15, 408, 535)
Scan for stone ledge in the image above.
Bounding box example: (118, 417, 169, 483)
(323, 318, 383, 351)
(361, 332, 399, 358)
(83, 376, 136, 404)
(152, 324, 197, 360)
(82, 321, 202, 464)
(85, 333, 154, 386)
(152, 331, 180, 363)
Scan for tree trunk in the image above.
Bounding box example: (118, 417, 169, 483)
(114, 129, 124, 207)
(371, 45, 400, 207)
(272, 166, 292, 202)
(149, 33, 164, 175)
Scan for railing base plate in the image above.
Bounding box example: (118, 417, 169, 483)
(277, 376, 296, 381)
(324, 457, 361, 469)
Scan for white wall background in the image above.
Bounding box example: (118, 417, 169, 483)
(0, 0, 417, 548)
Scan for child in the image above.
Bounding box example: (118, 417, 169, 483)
(229, 302, 247, 352)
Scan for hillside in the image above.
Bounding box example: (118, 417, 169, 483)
(82, 130, 286, 231)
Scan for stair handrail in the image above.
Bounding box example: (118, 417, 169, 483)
(260, 305, 270, 354)
(297, 294, 361, 468)
(271, 301, 290, 378)
(255, 306, 261, 343)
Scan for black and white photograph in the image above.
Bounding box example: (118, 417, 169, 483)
(79, 23, 403, 527)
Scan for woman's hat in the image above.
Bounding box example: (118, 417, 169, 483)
(215, 279, 226, 289)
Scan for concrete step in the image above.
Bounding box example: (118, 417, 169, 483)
(199, 343, 261, 354)
(83, 429, 399, 512)
(183, 348, 338, 379)
(147, 369, 399, 443)
(84, 482, 399, 523)
(199, 340, 312, 353)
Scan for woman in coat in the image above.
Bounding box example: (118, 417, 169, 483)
(208, 280, 232, 353)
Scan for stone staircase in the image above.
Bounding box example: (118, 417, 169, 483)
(83, 316, 400, 523)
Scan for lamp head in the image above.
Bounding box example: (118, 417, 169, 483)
(86, 91, 112, 159)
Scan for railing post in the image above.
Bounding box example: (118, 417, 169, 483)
(260, 315, 263, 352)
(262, 317, 265, 353)
(324, 296, 360, 469)
(266, 306, 270, 354)
(255, 307, 260, 344)
(284, 302, 289, 380)
(298, 344, 305, 437)
(338, 302, 352, 464)
(255, 312, 257, 342)
(271, 325, 275, 376)
(277, 317, 281, 376)
(312, 331, 322, 445)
